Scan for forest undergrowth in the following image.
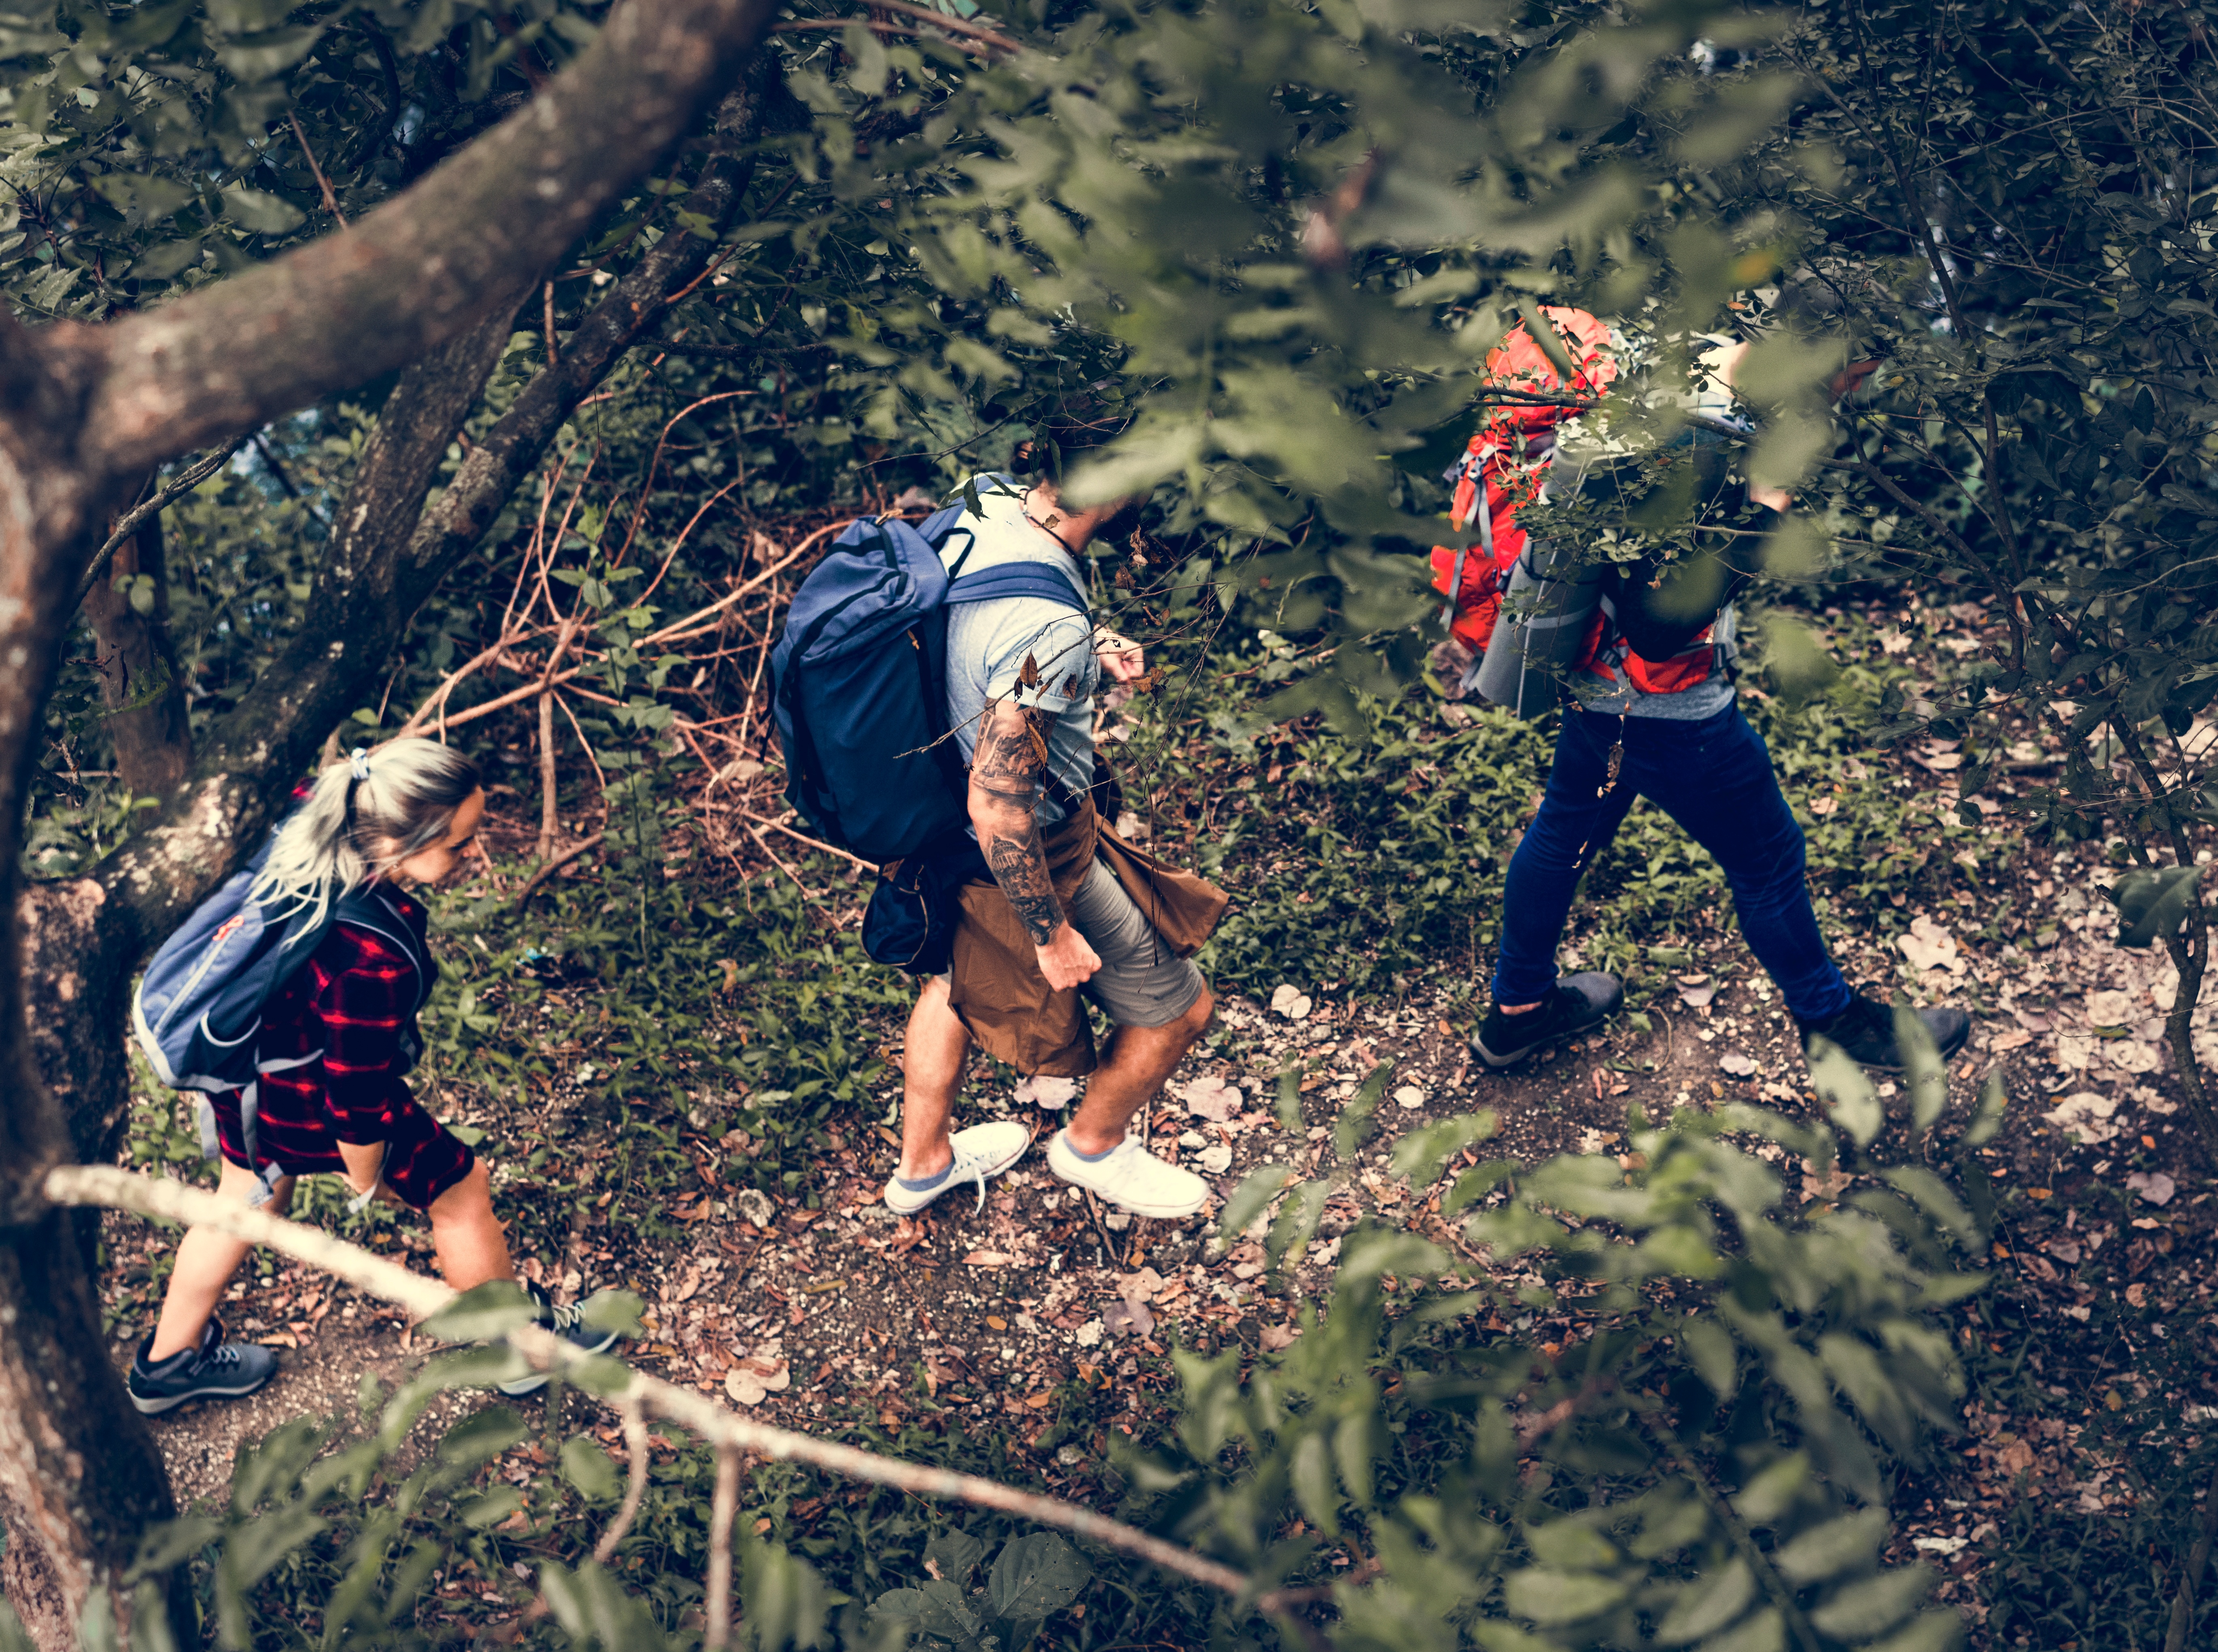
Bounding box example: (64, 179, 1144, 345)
(91, 573, 2218, 1652)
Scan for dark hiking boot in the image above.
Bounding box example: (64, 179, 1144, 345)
(497, 1283, 625, 1397)
(127, 1317, 278, 1415)
(1473, 973, 1625, 1067)
(1798, 992, 1970, 1074)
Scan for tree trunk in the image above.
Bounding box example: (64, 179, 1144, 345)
(80, 503, 193, 797)
(0, 1209, 189, 1650)
(0, 7, 780, 1642)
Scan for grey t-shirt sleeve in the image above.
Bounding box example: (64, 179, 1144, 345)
(983, 606, 1098, 714)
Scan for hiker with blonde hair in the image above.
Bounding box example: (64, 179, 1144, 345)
(128, 736, 618, 1413)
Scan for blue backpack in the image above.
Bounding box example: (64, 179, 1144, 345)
(770, 480, 1087, 865)
(770, 482, 1090, 974)
(132, 824, 432, 1183)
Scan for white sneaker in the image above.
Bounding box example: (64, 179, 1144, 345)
(883, 1120, 1032, 1215)
(1046, 1129, 1208, 1219)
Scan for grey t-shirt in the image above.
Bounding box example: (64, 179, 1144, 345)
(941, 479, 1098, 825)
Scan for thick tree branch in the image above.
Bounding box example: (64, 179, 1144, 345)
(72, 0, 779, 489)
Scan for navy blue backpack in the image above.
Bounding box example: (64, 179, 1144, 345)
(769, 480, 1087, 971)
(132, 823, 431, 1187)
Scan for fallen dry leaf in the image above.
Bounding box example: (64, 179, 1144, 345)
(1269, 983, 1314, 1021)
(1899, 914, 1967, 976)
(2126, 1170, 2177, 1206)
(1014, 1074, 1079, 1111)
(1392, 1084, 1426, 1111)
(2083, 989, 2138, 1026)
(2043, 1092, 2120, 1145)
(1102, 1299, 1155, 1338)
(724, 1354, 790, 1407)
(1678, 985, 1716, 1009)
(1177, 1074, 1244, 1121)
(1998, 1438, 2035, 1476)
(1259, 1323, 1299, 1351)
(1718, 1052, 1757, 1077)
(962, 1250, 1014, 1266)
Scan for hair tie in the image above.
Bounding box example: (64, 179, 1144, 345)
(349, 746, 372, 783)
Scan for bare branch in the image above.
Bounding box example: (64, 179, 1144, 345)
(72, 444, 242, 612)
(705, 1444, 741, 1650)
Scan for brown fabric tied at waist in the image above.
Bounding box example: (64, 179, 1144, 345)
(946, 795, 1228, 1077)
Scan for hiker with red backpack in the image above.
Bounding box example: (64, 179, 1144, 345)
(1436, 312, 1968, 1074)
(127, 738, 620, 1413)
(772, 407, 1228, 1222)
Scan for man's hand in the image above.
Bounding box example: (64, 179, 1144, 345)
(1036, 922, 1103, 990)
(1095, 630, 1147, 683)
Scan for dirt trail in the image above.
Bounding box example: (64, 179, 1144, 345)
(106, 957, 1951, 1505)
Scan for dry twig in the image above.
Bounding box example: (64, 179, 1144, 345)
(704, 1444, 741, 1650)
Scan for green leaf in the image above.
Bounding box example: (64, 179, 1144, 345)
(421, 1280, 537, 1344)
(459, 1486, 526, 1529)
(560, 1435, 621, 1502)
(1290, 1430, 1341, 1537)
(1858, 1609, 1963, 1652)
(1807, 1565, 1932, 1640)
(1333, 1410, 1379, 1509)
(1960, 1069, 2007, 1149)
(1524, 1519, 1616, 1571)
(222, 185, 305, 235)
(1881, 1167, 1974, 1241)
(580, 1289, 647, 1338)
(1894, 1005, 1946, 1134)
(1503, 1567, 1631, 1626)
(741, 1540, 830, 1652)
(1218, 1163, 1295, 1242)
(2111, 865, 2201, 947)
(1443, 1158, 1514, 1215)
(436, 1405, 528, 1472)
(1699, 1607, 1785, 1652)
(1808, 1039, 1881, 1147)
(1656, 1554, 1753, 1644)
(1773, 1507, 1887, 1584)
(1388, 1111, 1498, 1185)
(986, 1532, 1093, 1622)
(1266, 1177, 1329, 1274)
(213, 23, 325, 83)
(924, 1529, 986, 1589)
(1680, 1316, 1738, 1398)
(1337, 1058, 1393, 1160)
(1733, 1453, 1810, 1525)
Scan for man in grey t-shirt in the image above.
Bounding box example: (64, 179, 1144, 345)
(883, 466, 1220, 1222)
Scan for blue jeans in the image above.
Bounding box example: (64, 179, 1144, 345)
(1492, 701, 1854, 1022)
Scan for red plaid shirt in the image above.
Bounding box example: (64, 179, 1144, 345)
(255, 887, 436, 1148)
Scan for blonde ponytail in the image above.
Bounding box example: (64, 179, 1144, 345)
(250, 736, 481, 928)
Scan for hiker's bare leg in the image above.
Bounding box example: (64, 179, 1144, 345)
(1066, 985, 1215, 1157)
(899, 976, 972, 1181)
(147, 1160, 296, 1361)
(427, 1162, 514, 1293)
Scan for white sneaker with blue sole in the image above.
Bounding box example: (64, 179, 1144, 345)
(883, 1120, 1032, 1215)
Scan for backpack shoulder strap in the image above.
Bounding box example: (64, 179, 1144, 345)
(945, 564, 1088, 612)
(331, 886, 433, 1015)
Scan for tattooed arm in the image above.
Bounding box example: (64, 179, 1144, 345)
(969, 695, 1102, 990)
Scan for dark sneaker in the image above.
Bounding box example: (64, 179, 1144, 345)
(127, 1317, 278, 1415)
(1472, 972, 1625, 1067)
(1798, 993, 1970, 1073)
(498, 1283, 624, 1397)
